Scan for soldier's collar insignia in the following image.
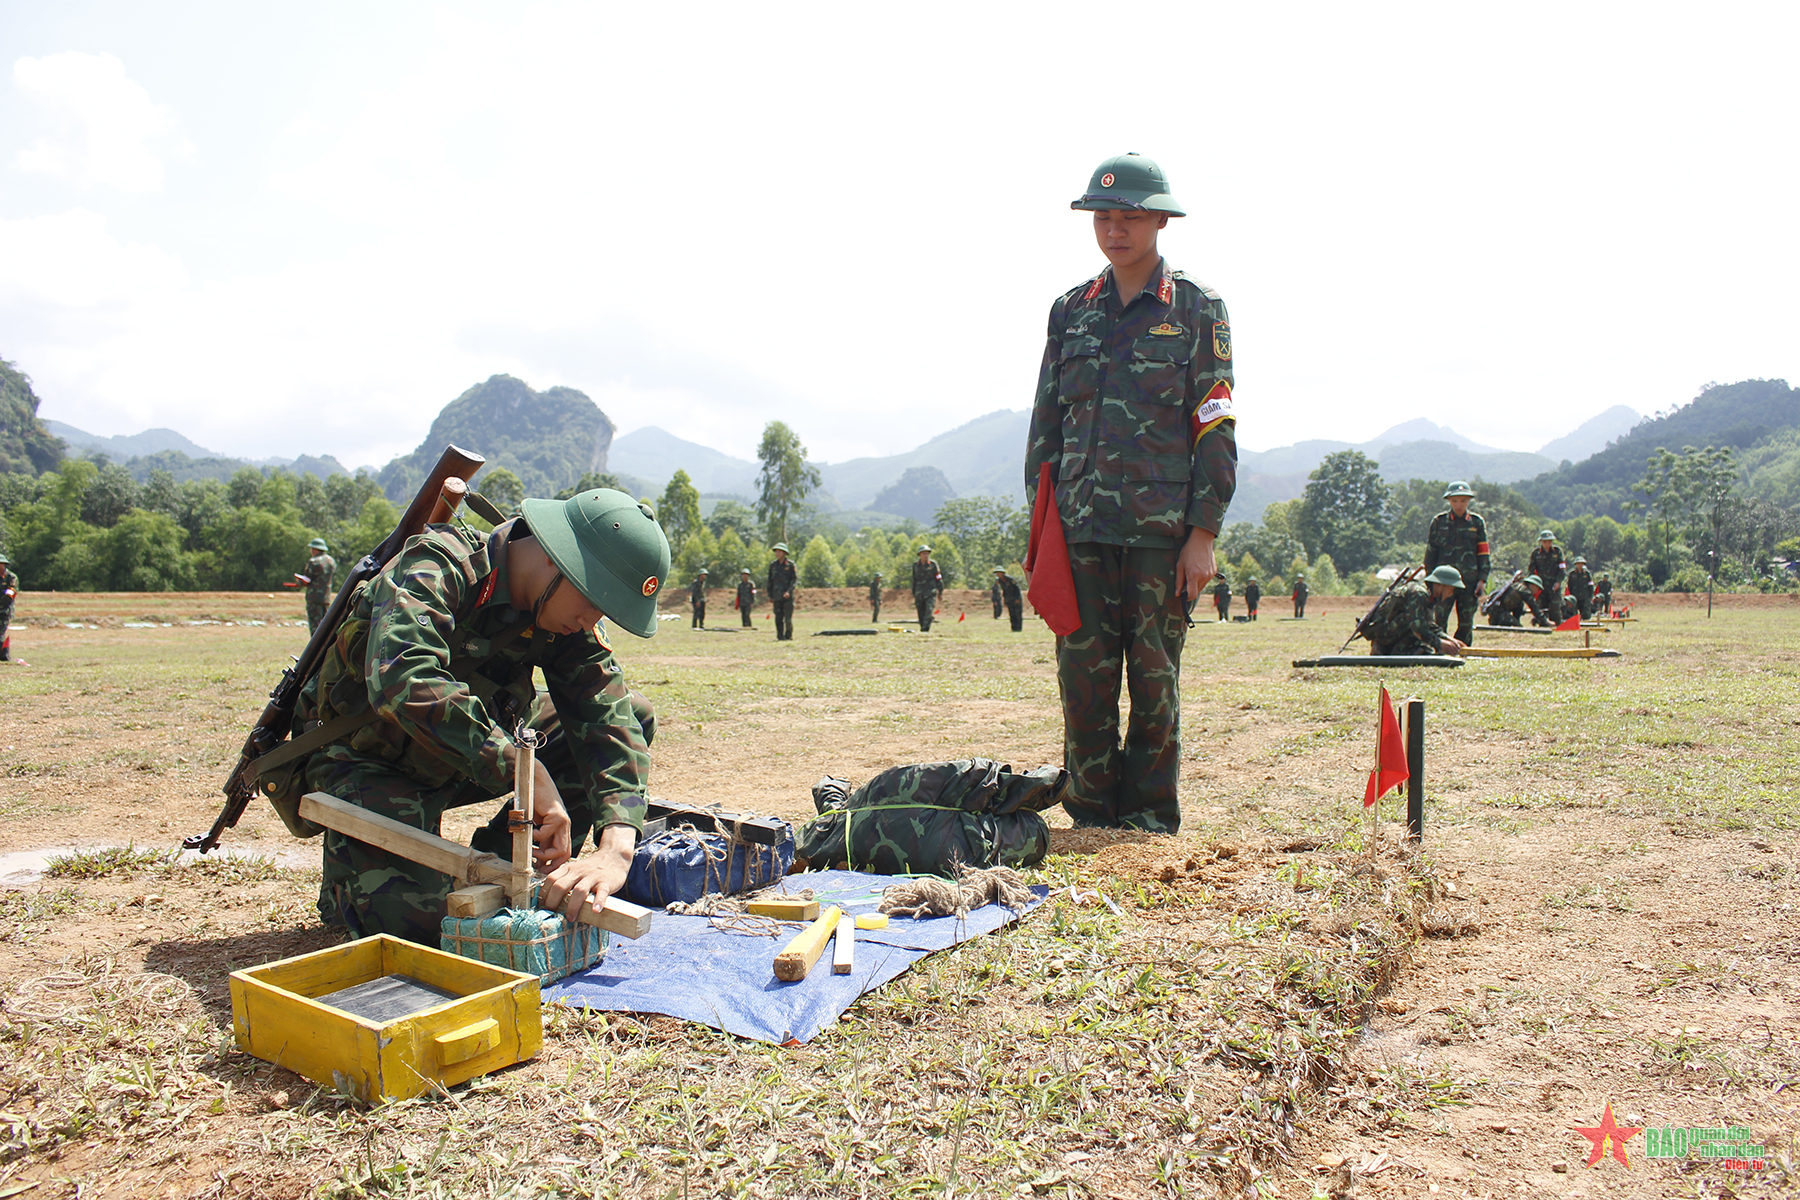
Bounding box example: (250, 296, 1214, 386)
(1147, 322, 1186, 337)
(1157, 270, 1174, 305)
(1081, 272, 1108, 301)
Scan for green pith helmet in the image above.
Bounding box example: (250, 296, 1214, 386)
(1573, 555, 1587, 565)
(740, 568, 751, 576)
(873, 571, 883, 579)
(1425, 565, 1464, 588)
(1523, 574, 1543, 589)
(772, 543, 790, 554)
(993, 566, 1007, 575)
(1071, 152, 1185, 216)
(308, 538, 329, 551)
(696, 568, 708, 576)
(1539, 529, 1555, 541)
(0, 550, 9, 564)
(518, 488, 671, 639)
(917, 545, 932, 554)
(1443, 481, 1475, 499)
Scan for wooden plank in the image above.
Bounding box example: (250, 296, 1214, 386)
(1460, 645, 1621, 659)
(746, 898, 820, 921)
(831, 916, 854, 976)
(1291, 656, 1464, 669)
(570, 894, 653, 940)
(447, 884, 505, 919)
(774, 906, 841, 982)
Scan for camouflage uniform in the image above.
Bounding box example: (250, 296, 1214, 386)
(299, 522, 653, 945)
(1291, 577, 1307, 618)
(1363, 579, 1451, 656)
(911, 559, 942, 631)
(1424, 510, 1489, 643)
(305, 552, 338, 635)
(1594, 576, 1612, 615)
(768, 557, 797, 640)
(688, 575, 707, 629)
(1244, 580, 1260, 619)
(997, 573, 1024, 631)
(0, 563, 18, 662)
(736, 575, 757, 627)
(868, 577, 883, 623)
(1566, 563, 1594, 619)
(1026, 259, 1235, 832)
(1212, 577, 1231, 621)
(796, 760, 1066, 876)
(1485, 577, 1549, 627)
(1529, 542, 1567, 620)
(991, 580, 1004, 619)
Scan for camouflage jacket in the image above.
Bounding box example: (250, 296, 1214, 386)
(868, 579, 882, 602)
(0, 567, 17, 616)
(304, 553, 337, 600)
(736, 579, 756, 609)
(1292, 578, 1308, 600)
(1490, 578, 1548, 624)
(767, 558, 796, 601)
(1566, 566, 1592, 599)
(1528, 544, 1566, 595)
(689, 578, 706, 604)
(1594, 579, 1613, 605)
(1213, 578, 1231, 601)
(1026, 259, 1236, 547)
(1365, 579, 1447, 650)
(796, 759, 1067, 876)
(1244, 583, 1261, 606)
(997, 575, 1021, 607)
(298, 522, 650, 830)
(1424, 511, 1489, 590)
(911, 559, 942, 599)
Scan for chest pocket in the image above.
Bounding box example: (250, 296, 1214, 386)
(1056, 337, 1102, 408)
(1128, 335, 1192, 404)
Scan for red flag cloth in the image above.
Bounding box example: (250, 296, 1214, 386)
(1024, 461, 1081, 636)
(1363, 685, 1409, 807)
(1554, 612, 1581, 631)
(958, 611, 965, 622)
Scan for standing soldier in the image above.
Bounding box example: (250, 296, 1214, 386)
(1212, 574, 1232, 622)
(911, 546, 942, 632)
(991, 572, 1004, 619)
(994, 567, 1024, 631)
(299, 488, 666, 943)
(1594, 572, 1613, 616)
(689, 568, 709, 629)
(736, 568, 757, 627)
(1025, 151, 1235, 833)
(1292, 572, 1308, 618)
(1528, 530, 1567, 621)
(1244, 577, 1261, 620)
(0, 550, 19, 664)
(301, 538, 338, 635)
(1423, 481, 1489, 646)
(1566, 555, 1594, 620)
(868, 571, 884, 623)
(767, 543, 797, 641)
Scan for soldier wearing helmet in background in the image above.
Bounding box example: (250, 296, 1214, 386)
(736, 568, 757, 627)
(1025, 151, 1235, 833)
(1363, 565, 1468, 656)
(767, 543, 797, 640)
(1566, 555, 1594, 620)
(1291, 572, 1308, 618)
(912, 546, 942, 632)
(994, 567, 1024, 631)
(1487, 572, 1552, 627)
(301, 537, 337, 634)
(0, 550, 19, 664)
(869, 571, 884, 623)
(1423, 481, 1488, 646)
(1528, 529, 1567, 621)
(689, 568, 709, 629)
(1593, 572, 1613, 616)
(296, 488, 667, 944)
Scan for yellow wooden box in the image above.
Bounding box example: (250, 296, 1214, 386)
(230, 933, 542, 1103)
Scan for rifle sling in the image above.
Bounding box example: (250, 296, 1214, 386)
(248, 614, 538, 782)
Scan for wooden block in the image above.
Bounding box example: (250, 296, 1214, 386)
(447, 884, 505, 919)
(854, 913, 889, 931)
(746, 898, 821, 921)
(831, 916, 854, 976)
(572, 894, 653, 940)
(773, 906, 841, 982)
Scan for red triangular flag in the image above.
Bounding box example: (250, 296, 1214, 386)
(958, 611, 965, 622)
(1363, 685, 1409, 807)
(1024, 461, 1081, 636)
(1554, 612, 1581, 631)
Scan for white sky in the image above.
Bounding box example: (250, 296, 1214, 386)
(2, 1, 1795, 470)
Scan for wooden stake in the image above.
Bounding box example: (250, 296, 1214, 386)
(774, 906, 841, 982)
(746, 898, 820, 921)
(831, 915, 854, 976)
(510, 730, 542, 910)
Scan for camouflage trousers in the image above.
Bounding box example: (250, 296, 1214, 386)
(1005, 598, 1023, 632)
(310, 692, 655, 946)
(1293, 596, 1306, 618)
(772, 597, 794, 640)
(306, 594, 328, 635)
(740, 603, 753, 627)
(1057, 542, 1188, 833)
(691, 600, 705, 629)
(1431, 584, 1479, 644)
(914, 593, 935, 631)
(1369, 635, 1438, 657)
(1571, 590, 1593, 620)
(870, 597, 881, 623)
(0, 612, 10, 661)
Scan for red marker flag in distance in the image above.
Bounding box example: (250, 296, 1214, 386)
(1554, 612, 1581, 632)
(958, 612, 965, 622)
(1364, 685, 1409, 808)
(1024, 461, 1081, 636)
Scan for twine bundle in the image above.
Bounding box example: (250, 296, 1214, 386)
(879, 864, 1033, 919)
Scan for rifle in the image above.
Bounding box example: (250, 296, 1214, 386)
(186, 446, 486, 853)
(1479, 570, 1522, 616)
(1339, 565, 1424, 652)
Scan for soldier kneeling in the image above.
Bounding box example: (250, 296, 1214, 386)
(1364, 566, 1467, 657)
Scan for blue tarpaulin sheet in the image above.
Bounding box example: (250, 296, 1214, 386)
(542, 870, 1047, 1044)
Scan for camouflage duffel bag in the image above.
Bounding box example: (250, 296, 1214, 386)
(795, 759, 1067, 877)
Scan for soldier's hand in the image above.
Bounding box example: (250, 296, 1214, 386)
(540, 824, 634, 925)
(528, 761, 573, 872)
(1438, 636, 1466, 655)
(1176, 528, 1218, 599)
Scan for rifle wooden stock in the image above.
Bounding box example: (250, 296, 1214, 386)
(189, 445, 487, 853)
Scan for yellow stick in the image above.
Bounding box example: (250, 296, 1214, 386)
(774, 906, 841, 982)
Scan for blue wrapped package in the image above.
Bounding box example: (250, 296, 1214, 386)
(440, 887, 607, 984)
(622, 822, 795, 908)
